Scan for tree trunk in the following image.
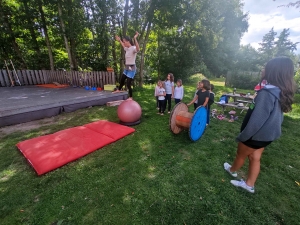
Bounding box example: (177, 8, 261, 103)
(118, 0, 129, 80)
(139, 22, 152, 87)
(23, 0, 44, 69)
(123, 0, 129, 37)
(58, 1, 74, 70)
(111, 16, 118, 74)
(138, 1, 156, 87)
(68, 0, 78, 70)
(37, 0, 54, 70)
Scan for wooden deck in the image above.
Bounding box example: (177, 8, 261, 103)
(0, 86, 127, 127)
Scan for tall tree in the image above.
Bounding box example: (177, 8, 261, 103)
(57, 1, 74, 70)
(37, 0, 55, 70)
(274, 28, 299, 57)
(258, 28, 277, 62)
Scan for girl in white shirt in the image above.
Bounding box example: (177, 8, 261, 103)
(173, 79, 184, 104)
(164, 73, 174, 113)
(157, 81, 166, 115)
(154, 81, 160, 109)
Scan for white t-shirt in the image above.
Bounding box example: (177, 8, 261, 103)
(174, 86, 184, 99)
(194, 90, 198, 104)
(157, 88, 165, 100)
(164, 80, 174, 94)
(124, 46, 138, 65)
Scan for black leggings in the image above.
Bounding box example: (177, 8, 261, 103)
(119, 74, 133, 97)
(165, 94, 172, 111)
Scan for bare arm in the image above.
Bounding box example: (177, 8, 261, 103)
(172, 85, 175, 97)
(202, 97, 209, 107)
(115, 35, 126, 48)
(187, 96, 198, 106)
(133, 31, 140, 52)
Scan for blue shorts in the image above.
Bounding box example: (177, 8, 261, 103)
(123, 69, 136, 79)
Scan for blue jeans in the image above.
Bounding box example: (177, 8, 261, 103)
(207, 107, 210, 125)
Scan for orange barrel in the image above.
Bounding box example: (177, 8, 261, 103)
(175, 111, 193, 128)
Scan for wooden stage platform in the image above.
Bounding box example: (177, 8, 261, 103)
(0, 86, 127, 127)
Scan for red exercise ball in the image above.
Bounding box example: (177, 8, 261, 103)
(117, 100, 142, 123)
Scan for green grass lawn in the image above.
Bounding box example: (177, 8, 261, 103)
(1, 80, 300, 225)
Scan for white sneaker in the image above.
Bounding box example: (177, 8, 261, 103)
(230, 180, 255, 193)
(223, 162, 237, 177)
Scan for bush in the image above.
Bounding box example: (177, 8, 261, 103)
(226, 71, 259, 90)
(294, 70, 300, 93)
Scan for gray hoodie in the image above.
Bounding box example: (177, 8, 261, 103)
(236, 85, 283, 142)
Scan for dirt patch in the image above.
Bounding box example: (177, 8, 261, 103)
(0, 117, 58, 139)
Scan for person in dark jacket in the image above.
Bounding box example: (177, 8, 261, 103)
(223, 57, 296, 193)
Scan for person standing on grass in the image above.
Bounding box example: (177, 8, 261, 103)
(223, 57, 296, 194)
(157, 80, 166, 115)
(164, 73, 175, 113)
(113, 32, 140, 100)
(173, 79, 184, 104)
(207, 83, 215, 125)
(187, 80, 211, 126)
(193, 82, 201, 110)
(154, 81, 160, 110)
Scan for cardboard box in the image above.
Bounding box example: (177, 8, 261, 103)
(104, 84, 116, 91)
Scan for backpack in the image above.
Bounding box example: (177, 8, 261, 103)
(208, 92, 215, 106)
(219, 94, 228, 103)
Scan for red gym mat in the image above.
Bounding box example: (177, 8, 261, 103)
(16, 120, 135, 175)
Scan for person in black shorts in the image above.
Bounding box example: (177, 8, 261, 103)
(223, 57, 296, 193)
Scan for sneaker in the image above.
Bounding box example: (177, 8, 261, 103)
(160, 113, 164, 116)
(168, 111, 171, 114)
(230, 180, 255, 193)
(223, 162, 237, 177)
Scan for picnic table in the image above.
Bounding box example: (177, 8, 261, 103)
(215, 93, 255, 113)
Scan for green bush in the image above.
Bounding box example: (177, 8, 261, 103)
(226, 71, 259, 90)
(294, 70, 300, 93)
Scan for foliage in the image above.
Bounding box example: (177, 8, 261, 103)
(231, 28, 299, 84)
(294, 69, 300, 93)
(0, 82, 300, 224)
(226, 71, 260, 90)
(234, 44, 261, 72)
(0, 0, 249, 81)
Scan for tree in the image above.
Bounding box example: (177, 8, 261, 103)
(234, 44, 261, 71)
(37, 0, 55, 70)
(258, 28, 277, 62)
(274, 28, 299, 57)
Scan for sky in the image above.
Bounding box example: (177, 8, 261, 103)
(241, 0, 300, 54)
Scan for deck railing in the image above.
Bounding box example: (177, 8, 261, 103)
(0, 70, 115, 88)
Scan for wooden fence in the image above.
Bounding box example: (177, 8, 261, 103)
(0, 70, 115, 88)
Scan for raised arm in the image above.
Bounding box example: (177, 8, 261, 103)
(133, 31, 140, 52)
(115, 35, 126, 48)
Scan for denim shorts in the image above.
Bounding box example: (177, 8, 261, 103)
(123, 69, 136, 79)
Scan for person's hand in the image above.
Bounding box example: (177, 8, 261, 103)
(115, 35, 121, 41)
(134, 31, 139, 39)
(187, 103, 190, 106)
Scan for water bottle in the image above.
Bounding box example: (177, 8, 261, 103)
(233, 88, 236, 95)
